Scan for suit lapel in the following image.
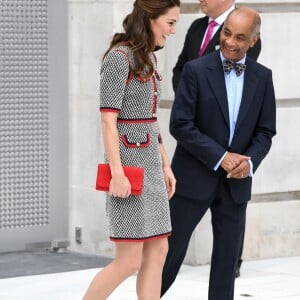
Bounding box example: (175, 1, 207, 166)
(206, 52, 230, 128)
(192, 17, 209, 57)
(206, 54, 259, 131)
(235, 59, 259, 131)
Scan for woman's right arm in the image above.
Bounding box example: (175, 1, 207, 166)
(101, 111, 131, 198)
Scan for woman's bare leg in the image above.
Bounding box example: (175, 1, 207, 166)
(82, 242, 143, 300)
(136, 237, 169, 300)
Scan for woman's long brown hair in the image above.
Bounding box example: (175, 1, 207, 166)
(103, 0, 180, 79)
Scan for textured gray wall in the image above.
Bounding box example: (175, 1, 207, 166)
(0, 0, 68, 252)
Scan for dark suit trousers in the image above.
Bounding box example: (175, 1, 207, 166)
(161, 176, 247, 300)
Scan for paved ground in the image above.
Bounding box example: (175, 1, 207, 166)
(0, 249, 112, 279)
(0, 250, 300, 300)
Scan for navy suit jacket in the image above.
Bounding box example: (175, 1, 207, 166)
(170, 51, 276, 204)
(172, 16, 262, 91)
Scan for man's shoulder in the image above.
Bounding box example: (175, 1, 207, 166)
(188, 50, 219, 64)
(246, 56, 272, 74)
(185, 51, 220, 71)
(188, 15, 209, 31)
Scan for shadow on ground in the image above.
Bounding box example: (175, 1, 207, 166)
(0, 249, 112, 279)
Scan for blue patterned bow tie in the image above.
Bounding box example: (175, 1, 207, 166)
(223, 60, 246, 76)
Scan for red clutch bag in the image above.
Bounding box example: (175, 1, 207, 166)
(96, 164, 144, 195)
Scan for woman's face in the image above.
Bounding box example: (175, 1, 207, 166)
(150, 6, 180, 48)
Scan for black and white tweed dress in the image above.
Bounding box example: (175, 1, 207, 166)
(100, 45, 172, 242)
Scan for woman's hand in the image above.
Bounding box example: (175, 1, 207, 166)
(109, 173, 131, 198)
(163, 166, 176, 200)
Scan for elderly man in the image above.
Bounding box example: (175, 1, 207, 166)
(161, 7, 276, 300)
(172, 0, 261, 92)
(172, 1, 262, 279)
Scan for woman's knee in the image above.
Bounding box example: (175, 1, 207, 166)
(158, 239, 169, 259)
(145, 238, 169, 265)
(115, 245, 143, 275)
(125, 255, 142, 274)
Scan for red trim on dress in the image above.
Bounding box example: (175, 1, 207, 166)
(152, 52, 157, 66)
(100, 107, 120, 113)
(110, 232, 172, 242)
(117, 118, 157, 124)
(151, 75, 157, 115)
(154, 70, 162, 81)
(121, 133, 150, 148)
(115, 49, 133, 85)
(135, 74, 152, 83)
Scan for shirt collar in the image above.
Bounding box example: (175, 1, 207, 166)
(220, 51, 246, 65)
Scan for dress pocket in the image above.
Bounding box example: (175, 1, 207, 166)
(121, 133, 151, 148)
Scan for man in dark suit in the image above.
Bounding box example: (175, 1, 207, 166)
(173, 0, 261, 91)
(172, 0, 262, 278)
(161, 7, 276, 300)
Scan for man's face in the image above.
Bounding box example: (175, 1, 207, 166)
(199, 0, 229, 19)
(220, 13, 258, 62)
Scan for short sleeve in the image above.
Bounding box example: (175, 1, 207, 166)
(100, 49, 130, 112)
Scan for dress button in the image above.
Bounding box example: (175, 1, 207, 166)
(154, 92, 157, 96)
(136, 142, 140, 147)
(152, 113, 156, 117)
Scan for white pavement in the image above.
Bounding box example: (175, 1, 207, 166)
(0, 256, 300, 300)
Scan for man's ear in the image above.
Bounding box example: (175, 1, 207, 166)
(250, 33, 260, 48)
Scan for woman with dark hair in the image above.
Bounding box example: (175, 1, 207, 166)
(83, 1, 180, 299)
